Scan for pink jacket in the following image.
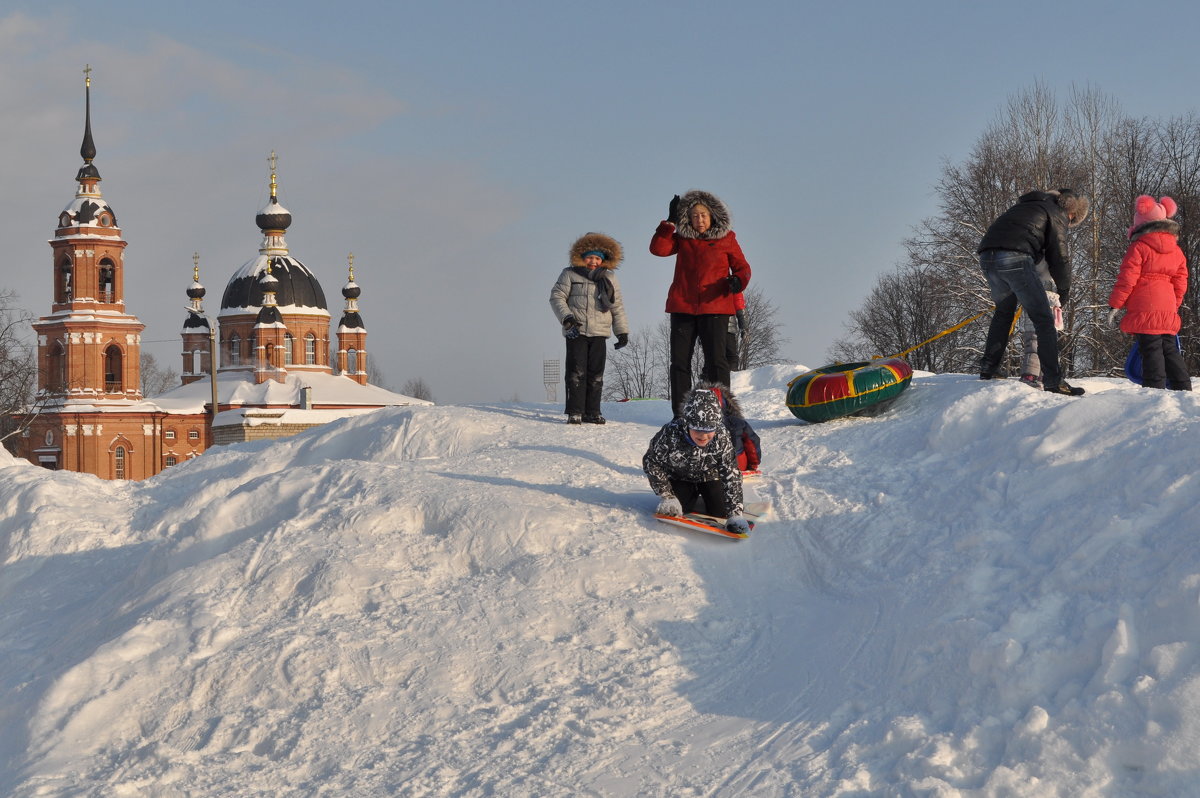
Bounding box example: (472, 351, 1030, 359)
(1108, 226, 1188, 335)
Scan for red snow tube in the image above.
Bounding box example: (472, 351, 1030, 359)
(786, 357, 914, 423)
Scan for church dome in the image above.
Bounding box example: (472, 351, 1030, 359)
(255, 196, 292, 232)
(220, 255, 327, 313)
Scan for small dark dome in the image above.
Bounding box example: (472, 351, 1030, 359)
(187, 282, 206, 300)
(258, 266, 281, 291)
(183, 312, 210, 330)
(339, 311, 365, 330)
(256, 305, 283, 326)
(76, 163, 101, 182)
(255, 196, 292, 232)
(342, 280, 361, 299)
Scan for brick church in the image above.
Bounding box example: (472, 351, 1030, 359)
(15, 71, 429, 480)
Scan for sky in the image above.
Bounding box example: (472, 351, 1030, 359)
(4, 365, 1200, 794)
(5, 1, 1200, 402)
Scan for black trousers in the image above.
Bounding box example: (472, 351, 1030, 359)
(669, 313, 730, 416)
(1136, 333, 1192, 390)
(670, 478, 729, 518)
(565, 335, 607, 416)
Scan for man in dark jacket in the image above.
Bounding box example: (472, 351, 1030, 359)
(977, 189, 1090, 396)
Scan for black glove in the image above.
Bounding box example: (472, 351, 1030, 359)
(614, 333, 629, 350)
(727, 275, 743, 293)
(1058, 287, 1069, 305)
(667, 194, 680, 224)
(562, 316, 580, 339)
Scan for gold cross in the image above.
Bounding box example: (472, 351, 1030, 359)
(83, 64, 92, 87)
(347, 252, 355, 281)
(193, 252, 200, 281)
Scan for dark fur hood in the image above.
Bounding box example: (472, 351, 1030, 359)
(1130, 219, 1181, 243)
(693, 381, 746, 419)
(569, 232, 624, 269)
(675, 189, 732, 241)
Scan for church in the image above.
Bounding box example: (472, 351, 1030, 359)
(15, 70, 429, 480)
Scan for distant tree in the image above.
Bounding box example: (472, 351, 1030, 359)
(737, 284, 788, 369)
(367, 359, 391, 390)
(140, 352, 179, 397)
(604, 327, 667, 400)
(401, 377, 434, 402)
(0, 290, 40, 451)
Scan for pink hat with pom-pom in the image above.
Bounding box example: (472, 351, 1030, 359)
(1129, 195, 1177, 236)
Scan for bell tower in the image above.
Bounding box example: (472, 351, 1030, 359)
(33, 65, 144, 401)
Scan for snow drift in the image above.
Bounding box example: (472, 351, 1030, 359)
(2, 366, 1200, 796)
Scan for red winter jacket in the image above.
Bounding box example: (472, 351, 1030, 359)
(650, 223, 751, 315)
(1108, 224, 1188, 335)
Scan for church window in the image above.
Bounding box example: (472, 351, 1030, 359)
(229, 334, 241, 366)
(347, 349, 358, 374)
(49, 341, 67, 393)
(114, 446, 126, 480)
(99, 260, 115, 303)
(305, 333, 316, 365)
(165, 430, 175, 440)
(188, 430, 200, 441)
(58, 258, 73, 303)
(165, 456, 177, 467)
(284, 334, 294, 365)
(104, 345, 123, 392)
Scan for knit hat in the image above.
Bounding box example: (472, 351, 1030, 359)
(681, 389, 723, 433)
(1129, 195, 1177, 237)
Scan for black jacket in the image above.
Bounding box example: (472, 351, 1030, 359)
(978, 191, 1073, 302)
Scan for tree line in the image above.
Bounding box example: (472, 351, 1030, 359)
(831, 82, 1200, 379)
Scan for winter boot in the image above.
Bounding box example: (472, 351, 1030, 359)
(1044, 381, 1085, 396)
(583, 415, 606, 425)
(567, 414, 583, 424)
(1018, 373, 1042, 389)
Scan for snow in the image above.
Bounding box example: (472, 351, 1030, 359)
(3, 364, 1200, 796)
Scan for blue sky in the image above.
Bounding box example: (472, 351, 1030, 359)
(3, 1, 1200, 402)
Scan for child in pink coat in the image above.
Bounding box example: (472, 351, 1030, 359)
(1107, 195, 1192, 390)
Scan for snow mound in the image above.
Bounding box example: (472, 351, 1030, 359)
(3, 366, 1200, 796)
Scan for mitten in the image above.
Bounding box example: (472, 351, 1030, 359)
(656, 496, 683, 517)
(562, 316, 580, 339)
(724, 516, 751, 535)
(1107, 307, 1120, 328)
(614, 333, 629, 350)
(727, 275, 743, 293)
(667, 194, 681, 224)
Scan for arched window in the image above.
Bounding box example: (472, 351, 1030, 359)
(305, 333, 316, 365)
(99, 259, 115, 303)
(347, 349, 358, 374)
(114, 446, 126, 480)
(103, 345, 123, 392)
(284, 333, 294, 365)
(49, 341, 67, 393)
(191, 349, 202, 375)
(58, 257, 73, 303)
(229, 334, 241, 366)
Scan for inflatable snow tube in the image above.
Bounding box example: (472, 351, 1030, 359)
(786, 358, 914, 423)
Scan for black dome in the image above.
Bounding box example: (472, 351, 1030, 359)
(221, 256, 327, 311)
(183, 312, 210, 330)
(339, 311, 365, 329)
(255, 197, 292, 232)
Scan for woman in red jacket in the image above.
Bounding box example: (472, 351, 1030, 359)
(1108, 195, 1192, 390)
(650, 189, 752, 416)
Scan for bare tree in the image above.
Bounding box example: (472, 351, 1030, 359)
(604, 327, 666, 400)
(367, 358, 391, 390)
(140, 352, 179, 397)
(401, 377, 434, 402)
(0, 290, 40, 450)
(737, 285, 789, 369)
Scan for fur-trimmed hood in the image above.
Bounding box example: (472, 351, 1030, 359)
(1130, 219, 1182, 247)
(674, 189, 732, 240)
(569, 232, 624, 269)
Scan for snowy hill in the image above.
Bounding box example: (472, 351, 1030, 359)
(3, 365, 1200, 796)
